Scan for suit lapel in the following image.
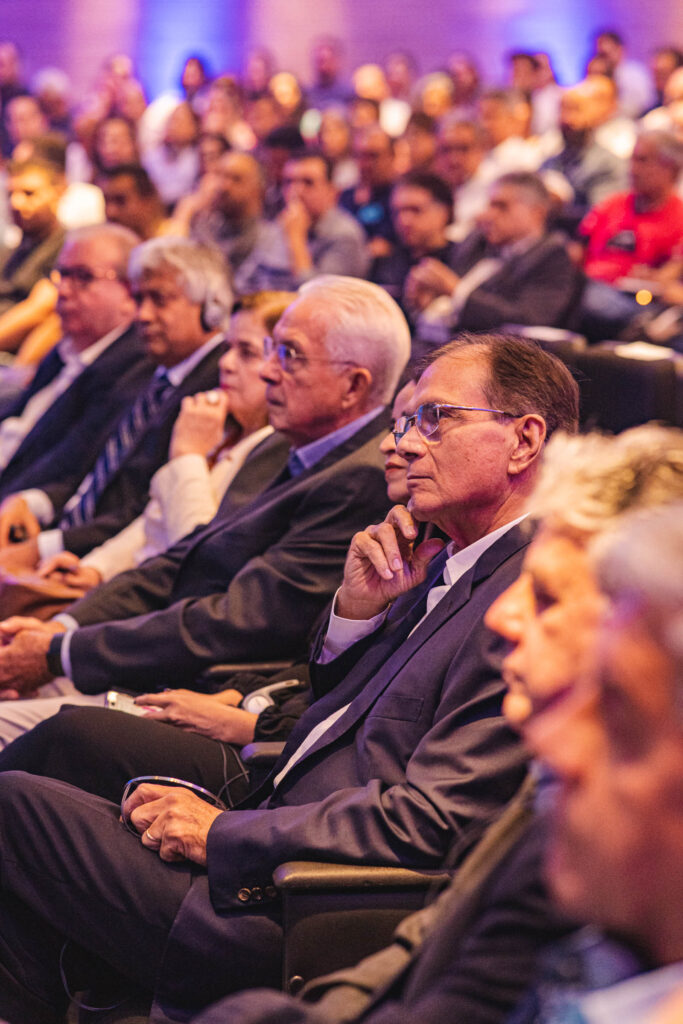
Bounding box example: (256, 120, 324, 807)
(280, 524, 530, 774)
(181, 409, 390, 558)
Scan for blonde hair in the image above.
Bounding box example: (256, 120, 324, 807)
(526, 425, 683, 536)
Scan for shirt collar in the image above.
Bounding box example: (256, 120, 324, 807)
(58, 321, 131, 370)
(160, 332, 224, 387)
(289, 406, 384, 476)
(443, 513, 528, 587)
(578, 959, 683, 1024)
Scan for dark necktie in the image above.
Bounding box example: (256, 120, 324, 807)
(26, 347, 66, 396)
(59, 372, 174, 529)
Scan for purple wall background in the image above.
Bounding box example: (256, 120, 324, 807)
(2, 0, 682, 99)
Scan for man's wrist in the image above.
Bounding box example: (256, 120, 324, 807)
(335, 587, 391, 622)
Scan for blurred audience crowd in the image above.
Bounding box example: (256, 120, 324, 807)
(0, 25, 680, 1024)
(1, 27, 683, 381)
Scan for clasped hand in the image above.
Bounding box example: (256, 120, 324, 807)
(0, 616, 64, 698)
(122, 782, 222, 865)
(336, 505, 445, 621)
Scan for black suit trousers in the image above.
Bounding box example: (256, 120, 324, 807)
(0, 705, 252, 807)
(0, 771, 282, 1024)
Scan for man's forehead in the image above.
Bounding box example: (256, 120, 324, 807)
(10, 168, 53, 190)
(62, 236, 116, 267)
(138, 268, 184, 293)
(274, 297, 324, 343)
(412, 351, 490, 406)
(525, 527, 591, 584)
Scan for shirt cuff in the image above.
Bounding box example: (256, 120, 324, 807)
(318, 589, 389, 664)
(37, 529, 64, 561)
(20, 489, 54, 526)
(55, 627, 75, 679)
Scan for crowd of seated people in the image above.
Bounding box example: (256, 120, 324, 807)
(0, 29, 681, 368)
(0, 26, 679, 1024)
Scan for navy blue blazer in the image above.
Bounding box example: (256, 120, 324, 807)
(150, 524, 531, 1022)
(46, 342, 223, 556)
(0, 323, 154, 500)
(62, 412, 392, 693)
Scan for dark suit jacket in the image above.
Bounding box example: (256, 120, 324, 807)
(150, 525, 530, 1022)
(0, 323, 155, 500)
(64, 412, 391, 693)
(40, 342, 223, 556)
(452, 230, 583, 332)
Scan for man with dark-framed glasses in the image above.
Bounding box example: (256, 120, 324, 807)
(0, 332, 579, 1023)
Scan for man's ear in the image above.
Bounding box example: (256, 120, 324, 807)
(508, 414, 546, 475)
(342, 367, 373, 410)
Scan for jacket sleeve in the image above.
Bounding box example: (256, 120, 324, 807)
(205, 615, 527, 910)
(458, 248, 580, 330)
(66, 463, 389, 694)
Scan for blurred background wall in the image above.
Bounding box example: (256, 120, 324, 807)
(3, 0, 683, 98)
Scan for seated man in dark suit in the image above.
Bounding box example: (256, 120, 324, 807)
(0, 222, 152, 512)
(406, 172, 583, 356)
(185, 425, 683, 1024)
(0, 236, 230, 575)
(0, 274, 406, 739)
(0, 332, 578, 1023)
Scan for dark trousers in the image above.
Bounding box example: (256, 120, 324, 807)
(0, 705, 251, 806)
(0, 771, 282, 1024)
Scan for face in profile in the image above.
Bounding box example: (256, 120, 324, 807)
(485, 525, 606, 733)
(533, 599, 683, 958)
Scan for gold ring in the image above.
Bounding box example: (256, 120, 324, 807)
(145, 829, 159, 843)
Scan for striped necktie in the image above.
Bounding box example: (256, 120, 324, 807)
(60, 372, 174, 529)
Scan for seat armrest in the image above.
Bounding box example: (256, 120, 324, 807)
(240, 741, 286, 767)
(273, 860, 451, 891)
(198, 661, 294, 683)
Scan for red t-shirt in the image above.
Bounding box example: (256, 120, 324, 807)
(580, 191, 683, 283)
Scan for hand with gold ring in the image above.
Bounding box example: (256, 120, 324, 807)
(169, 390, 229, 460)
(124, 782, 222, 865)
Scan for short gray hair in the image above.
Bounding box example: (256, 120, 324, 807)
(64, 223, 140, 278)
(526, 425, 683, 536)
(297, 275, 411, 404)
(128, 237, 234, 328)
(592, 503, 683, 696)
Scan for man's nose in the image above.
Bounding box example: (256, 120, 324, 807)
(260, 348, 282, 384)
(485, 575, 529, 643)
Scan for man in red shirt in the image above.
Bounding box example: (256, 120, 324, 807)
(581, 129, 683, 284)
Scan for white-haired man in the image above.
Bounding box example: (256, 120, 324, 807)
(0, 223, 150, 507)
(0, 275, 405, 740)
(502, 500, 683, 1022)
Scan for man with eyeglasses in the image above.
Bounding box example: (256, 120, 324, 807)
(436, 115, 492, 241)
(0, 236, 228, 583)
(0, 222, 152, 508)
(0, 332, 578, 1023)
(0, 275, 401, 745)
